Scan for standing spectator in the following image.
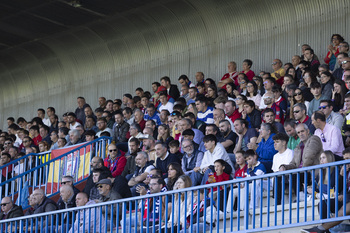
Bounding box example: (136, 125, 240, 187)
(75, 97, 90, 125)
(324, 34, 344, 71)
(160, 76, 180, 100)
(112, 111, 129, 143)
(195, 96, 214, 124)
(308, 82, 328, 116)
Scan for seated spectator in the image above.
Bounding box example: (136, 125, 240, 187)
(284, 119, 300, 150)
(293, 103, 316, 134)
(195, 95, 214, 124)
(134, 109, 146, 131)
(0, 196, 24, 228)
(161, 76, 180, 100)
(246, 80, 261, 108)
(263, 92, 284, 124)
(213, 108, 234, 132)
(95, 179, 122, 223)
(166, 162, 184, 191)
(262, 108, 285, 133)
(69, 192, 104, 233)
(320, 71, 334, 100)
(144, 103, 161, 126)
(242, 100, 261, 130)
(308, 82, 328, 116)
(225, 100, 242, 124)
(181, 139, 204, 176)
(157, 124, 173, 146)
(95, 117, 112, 137)
(128, 151, 155, 196)
(271, 59, 285, 85)
(304, 48, 320, 74)
(67, 112, 81, 130)
(218, 61, 239, 88)
(58, 127, 70, 143)
(233, 118, 258, 153)
(57, 185, 77, 229)
(85, 115, 98, 132)
(271, 133, 294, 205)
(122, 177, 167, 232)
(121, 138, 141, 180)
(272, 84, 287, 114)
(179, 118, 204, 146)
(206, 159, 230, 211)
(169, 140, 183, 160)
(141, 134, 157, 164)
(249, 123, 277, 173)
(30, 189, 58, 227)
(218, 120, 237, 154)
(302, 148, 350, 233)
(245, 150, 266, 209)
(104, 143, 127, 177)
(155, 142, 181, 178)
(318, 100, 343, 131)
(0, 153, 12, 187)
(66, 129, 84, 146)
(29, 125, 42, 146)
(279, 123, 323, 198)
(112, 110, 130, 144)
(158, 91, 174, 113)
(259, 77, 275, 110)
(312, 111, 344, 160)
(226, 151, 247, 213)
(89, 168, 111, 200)
(190, 134, 234, 186)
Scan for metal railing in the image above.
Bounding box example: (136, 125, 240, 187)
(0, 137, 111, 200)
(1, 159, 350, 233)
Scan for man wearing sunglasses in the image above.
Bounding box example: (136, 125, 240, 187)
(0, 196, 23, 220)
(319, 100, 343, 130)
(312, 111, 344, 161)
(341, 57, 350, 81)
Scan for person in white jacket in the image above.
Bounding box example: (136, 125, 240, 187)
(69, 192, 105, 233)
(190, 134, 235, 186)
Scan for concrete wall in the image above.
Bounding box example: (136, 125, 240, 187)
(0, 0, 348, 129)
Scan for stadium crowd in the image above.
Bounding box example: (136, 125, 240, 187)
(0, 34, 350, 233)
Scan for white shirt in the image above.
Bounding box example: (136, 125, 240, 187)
(159, 102, 174, 113)
(70, 121, 82, 130)
(200, 143, 235, 175)
(272, 148, 294, 172)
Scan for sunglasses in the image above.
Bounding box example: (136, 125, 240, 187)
(109, 149, 117, 152)
(319, 106, 328, 110)
(61, 181, 69, 185)
(271, 62, 278, 65)
(294, 92, 302, 96)
(293, 110, 300, 114)
(97, 185, 103, 189)
(342, 60, 349, 65)
(0, 203, 9, 207)
(320, 133, 326, 142)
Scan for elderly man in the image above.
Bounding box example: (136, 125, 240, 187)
(312, 111, 344, 160)
(181, 139, 204, 176)
(178, 118, 204, 145)
(0, 196, 23, 219)
(66, 129, 84, 146)
(95, 179, 122, 223)
(69, 192, 104, 233)
(104, 143, 126, 177)
(30, 189, 58, 227)
(279, 123, 323, 199)
(128, 151, 155, 196)
(57, 185, 76, 230)
(271, 59, 285, 85)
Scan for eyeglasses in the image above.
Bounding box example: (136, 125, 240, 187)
(294, 92, 302, 96)
(4, 142, 11, 145)
(293, 110, 300, 114)
(342, 60, 349, 64)
(109, 149, 117, 152)
(61, 181, 69, 185)
(23, 140, 29, 143)
(319, 106, 328, 110)
(320, 133, 326, 142)
(240, 81, 246, 84)
(271, 62, 278, 65)
(0, 203, 9, 207)
(263, 96, 273, 99)
(332, 37, 339, 40)
(170, 112, 178, 116)
(236, 97, 242, 100)
(146, 174, 160, 179)
(247, 85, 254, 88)
(183, 144, 193, 149)
(97, 185, 104, 189)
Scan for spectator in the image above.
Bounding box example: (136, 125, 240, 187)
(308, 82, 328, 116)
(161, 76, 180, 100)
(304, 48, 320, 74)
(134, 109, 146, 131)
(155, 142, 181, 178)
(67, 112, 81, 130)
(323, 34, 344, 71)
(68, 192, 104, 233)
(242, 100, 261, 130)
(166, 162, 184, 191)
(121, 137, 141, 179)
(159, 91, 174, 113)
(225, 100, 241, 124)
(181, 139, 204, 176)
(104, 143, 127, 177)
(30, 189, 58, 227)
(57, 185, 77, 229)
(195, 95, 214, 124)
(262, 108, 285, 133)
(157, 124, 173, 146)
(144, 103, 161, 126)
(312, 111, 344, 160)
(178, 118, 204, 146)
(218, 120, 237, 154)
(187, 87, 198, 105)
(332, 79, 347, 112)
(75, 97, 90, 125)
(259, 77, 275, 110)
(246, 80, 261, 108)
(128, 151, 155, 196)
(112, 111, 130, 143)
(0, 196, 23, 220)
(279, 124, 323, 199)
(284, 119, 300, 150)
(272, 133, 294, 205)
(95, 117, 112, 137)
(29, 125, 42, 146)
(37, 108, 50, 127)
(233, 118, 258, 153)
(66, 129, 84, 146)
(293, 103, 316, 134)
(213, 108, 234, 132)
(218, 61, 238, 88)
(271, 59, 285, 85)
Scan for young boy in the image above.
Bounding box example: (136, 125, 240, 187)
(169, 140, 183, 160)
(226, 151, 248, 213)
(245, 149, 266, 209)
(206, 159, 230, 212)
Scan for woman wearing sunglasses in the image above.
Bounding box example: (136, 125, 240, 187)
(289, 88, 309, 119)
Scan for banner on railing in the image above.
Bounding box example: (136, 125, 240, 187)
(47, 143, 91, 194)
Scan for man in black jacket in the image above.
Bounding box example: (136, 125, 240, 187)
(160, 76, 180, 100)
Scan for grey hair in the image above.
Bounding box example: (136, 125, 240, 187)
(181, 139, 193, 146)
(293, 102, 307, 112)
(296, 123, 309, 131)
(137, 151, 149, 160)
(69, 129, 81, 137)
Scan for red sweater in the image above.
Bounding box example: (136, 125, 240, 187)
(206, 172, 230, 191)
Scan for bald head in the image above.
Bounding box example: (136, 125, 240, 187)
(60, 185, 74, 202)
(1, 197, 13, 213)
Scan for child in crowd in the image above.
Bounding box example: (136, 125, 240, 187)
(169, 140, 183, 160)
(246, 149, 266, 209)
(206, 159, 230, 212)
(226, 151, 248, 213)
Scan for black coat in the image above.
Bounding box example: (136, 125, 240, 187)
(0, 204, 23, 220)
